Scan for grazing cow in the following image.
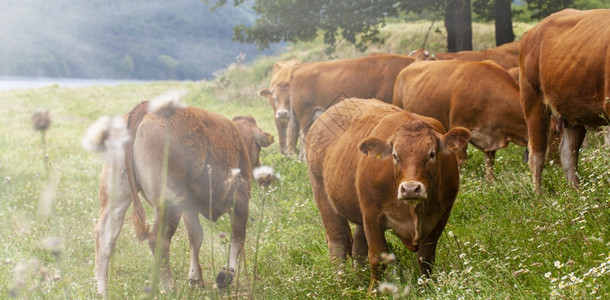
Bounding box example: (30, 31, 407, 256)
(95, 101, 273, 295)
(519, 8, 610, 190)
(393, 59, 528, 180)
(290, 54, 416, 159)
(306, 98, 470, 290)
(258, 59, 300, 155)
(409, 41, 520, 70)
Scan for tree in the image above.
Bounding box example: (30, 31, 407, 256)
(213, 0, 474, 53)
(526, 0, 574, 19)
(473, 0, 515, 46)
(445, 0, 473, 51)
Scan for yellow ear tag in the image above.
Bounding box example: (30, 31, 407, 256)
(375, 153, 381, 159)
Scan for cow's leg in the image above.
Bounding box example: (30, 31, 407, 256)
(183, 211, 204, 287)
(94, 165, 132, 296)
(216, 186, 250, 289)
(285, 107, 299, 156)
(362, 210, 388, 292)
(310, 180, 352, 262)
(148, 206, 181, 291)
(352, 224, 368, 266)
(520, 78, 549, 191)
(417, 205, 453, 278)
(559, 124, 586, 187)
(484, 150, 496, 181)
(275, 118, 287, 154)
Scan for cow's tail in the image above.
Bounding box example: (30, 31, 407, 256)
(125, 101, 151, 241)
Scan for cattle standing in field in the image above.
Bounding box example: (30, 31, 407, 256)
(94, 101, 273, 295)
(409, 41, 520, 70)
(258, 59, 300, 155)
(393, 59, 527, 180)
(306, 98, 470, 290)
(519, 8, 610, 191)
(290, 54, 416, 159)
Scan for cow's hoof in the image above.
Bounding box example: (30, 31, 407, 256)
(215, 267, 235, 289)
(188, 278, 203, 288)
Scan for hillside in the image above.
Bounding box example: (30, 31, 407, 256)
(0, 0, 270, 80)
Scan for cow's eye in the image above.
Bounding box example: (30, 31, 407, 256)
(392, 153, 399, 162)
(429, 150, 435, 160)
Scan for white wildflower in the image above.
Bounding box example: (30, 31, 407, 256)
(554, 261, 564, 269)
(545, 272, 552, 278)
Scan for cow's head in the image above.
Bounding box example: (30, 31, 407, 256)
(359, 120, 470, 205)
(232, 116, 274, 169)
(408, 49, 435, 61)
(258, 81, 291, 122)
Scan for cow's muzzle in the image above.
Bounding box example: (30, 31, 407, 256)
(275, 109, 290, 120)
(397, 181, 427, 204)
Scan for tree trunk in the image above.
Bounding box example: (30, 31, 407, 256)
(494, 0, 515, 45)
(444, 0, 473, 52)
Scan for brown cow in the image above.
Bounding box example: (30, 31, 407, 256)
(290, 54, 416, 159)
(508, 66, 519, 83)
(409, 41, 520, 70)
(519, 8, 610, 190)
(258, 59, 300, 155)
(94, 101, 273, 295)
(232, 115, 274, 168)
(393, 59, 528, 180)
(306, 98, 470, 290)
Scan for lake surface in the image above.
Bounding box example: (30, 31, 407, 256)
(0, 76, 148, 91)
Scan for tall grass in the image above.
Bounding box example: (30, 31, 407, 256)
(1, 21, 608, 299)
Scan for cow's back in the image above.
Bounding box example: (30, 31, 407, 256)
(134, 107, 252, 209)
(520, 9, 610, 126)
(291, 55, 415, 112)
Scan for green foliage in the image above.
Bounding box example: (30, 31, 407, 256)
(1, 20, 609, 299)
(228, 0, 446, 54)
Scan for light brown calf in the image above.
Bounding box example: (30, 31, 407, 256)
(95, 101, 272, 295)
(306, 98, 470, 290)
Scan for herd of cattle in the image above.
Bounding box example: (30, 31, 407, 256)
(93, 9, 609, 295)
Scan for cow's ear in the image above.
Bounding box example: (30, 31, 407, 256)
(256, 132, 274, 148)
(258, 89, 272, 98)
(359, 137, 392, 159)
(440, 127, 471, 153)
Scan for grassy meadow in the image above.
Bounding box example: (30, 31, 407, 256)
(1, 21, 609, 299)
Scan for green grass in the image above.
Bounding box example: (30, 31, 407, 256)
(1, 21, 609, 299)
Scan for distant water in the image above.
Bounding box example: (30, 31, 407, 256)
(0, 76, 148, 91)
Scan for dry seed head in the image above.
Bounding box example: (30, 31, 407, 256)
(253, 165, 277, 186)
(380, 252, 396, 264)
(81, 116, 130, 159)
(31, 109, 51, 131)
(148, 89, 187, 118)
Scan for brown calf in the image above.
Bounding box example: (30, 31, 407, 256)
(95, 101, 272, 295)
(306, 98, 470, 290)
